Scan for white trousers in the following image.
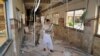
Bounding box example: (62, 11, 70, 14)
(43, 33, 53, 50)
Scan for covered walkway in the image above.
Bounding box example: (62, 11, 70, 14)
(20, 30, 91, 56)
(0, 0, 100, 56)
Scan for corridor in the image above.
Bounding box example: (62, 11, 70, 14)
(0, 0, 100, 56)
(20, 33, 91, 56)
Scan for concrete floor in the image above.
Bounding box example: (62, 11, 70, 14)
(20, 36, 91, 56)
(21, 28, 91, 56)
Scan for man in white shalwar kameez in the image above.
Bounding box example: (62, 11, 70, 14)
(42, 19, 54, 52)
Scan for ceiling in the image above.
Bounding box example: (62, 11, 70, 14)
(8, 0, 69, 10)
(24, 0, 68, 10)
(24, 0, 50, 3)
(24, 0, 50, 9)
(24, 0, 84, 12)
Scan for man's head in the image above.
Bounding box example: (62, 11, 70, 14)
(45, 19, 50, 24)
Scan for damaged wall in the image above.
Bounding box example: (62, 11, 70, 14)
(93, 0, 100, 56)
(42, 0, 100, 56)
(42, 0, 86, 50)
(4, 0, 26, 56)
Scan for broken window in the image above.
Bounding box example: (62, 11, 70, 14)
(66, 9, 85, 30)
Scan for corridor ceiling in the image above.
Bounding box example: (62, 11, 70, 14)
(24, 0, 70, 10)
(24, 0, 50, 9)
(24, 0, 83, 11)
(24, 0, 50, 3)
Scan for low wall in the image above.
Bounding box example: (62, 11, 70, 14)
(4, 43, 14, 56)
(93, 37, 100, 56)
(53, 25, 83, 49)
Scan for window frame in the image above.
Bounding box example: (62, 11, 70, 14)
(66, 9, 85, 31)
(66, 11, 74, 28)
(0, 0, 13, 55)
(74, 9, 85, 30)
(95, 6, 100, 37)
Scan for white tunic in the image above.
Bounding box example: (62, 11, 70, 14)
(43, 24, 53, 50)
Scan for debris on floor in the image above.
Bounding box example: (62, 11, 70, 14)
(20, 38, 91, 56)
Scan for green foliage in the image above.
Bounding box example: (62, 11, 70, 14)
(69, 22, 74, 26)
(80, 10, 87, 23)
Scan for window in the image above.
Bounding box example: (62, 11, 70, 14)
(97, 7, 100, 35)
(74, 10, 84, 30)
(66, 9, 85, 30)
(66, 11, 74, 28)
(0, 1, 8, 46)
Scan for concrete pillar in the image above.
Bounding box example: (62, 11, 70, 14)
(10, 19, 18, 56)
(8, 0, 18, 56)
(83, 0, 98, 53)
